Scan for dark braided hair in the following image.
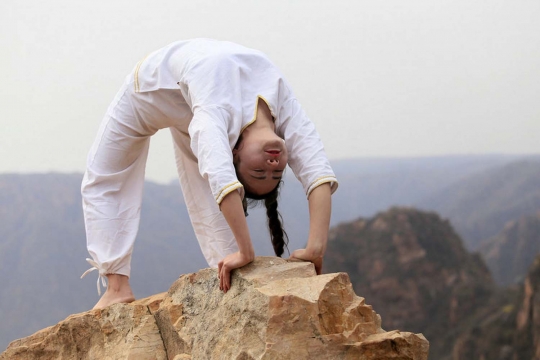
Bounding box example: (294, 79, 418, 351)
(242, 183, 289, 257)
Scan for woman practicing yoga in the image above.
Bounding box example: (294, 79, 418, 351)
(81, 39, 338, 309)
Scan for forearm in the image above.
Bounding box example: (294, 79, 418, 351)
(306, 183, 332, 257)
(220, 190, 255, 260)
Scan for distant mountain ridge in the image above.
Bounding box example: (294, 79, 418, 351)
(327, 154, 534, 226)
(417, 159, 540, 249)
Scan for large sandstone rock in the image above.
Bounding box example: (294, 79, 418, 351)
(2, 257, 429, 359)
(1, 303, 167, 359)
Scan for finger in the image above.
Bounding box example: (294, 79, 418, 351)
(315, 260, 322, 275)
(290, 249, 306, 260)
(219, 266, 225, 291)
(317, 257, 324, 275)
(218, 260, 223, 279)
(223, 267, 231, 293)
(220, 264, 227, 293)
(288, 251, 304, 261)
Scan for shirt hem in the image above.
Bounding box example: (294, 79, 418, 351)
(306, 176, 338, 198)
(216, 181, 243, 204)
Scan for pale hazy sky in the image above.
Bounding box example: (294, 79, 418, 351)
(1, 0, 539, 183)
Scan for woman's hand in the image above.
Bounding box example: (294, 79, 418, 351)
(218, 191, 255, 293)
(290, 248, 324, 275)
(290, 184, 332, 275)
(218, 251, 253, 293)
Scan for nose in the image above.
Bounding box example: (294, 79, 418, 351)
(266, 158, 280, 167)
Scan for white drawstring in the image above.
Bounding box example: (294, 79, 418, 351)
(80, 258, 107, 295)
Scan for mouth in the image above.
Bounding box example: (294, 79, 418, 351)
(264, 139, 285, 152)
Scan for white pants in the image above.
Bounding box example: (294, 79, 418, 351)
(81, 77, 238, 280)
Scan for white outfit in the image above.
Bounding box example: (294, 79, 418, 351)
(81, 39, 338, 292)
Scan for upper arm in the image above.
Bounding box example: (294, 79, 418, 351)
(188, 106, 244, 204)
(277, 99, 338, 198)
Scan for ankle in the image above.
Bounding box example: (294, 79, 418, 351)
(105, 274, 131, 292)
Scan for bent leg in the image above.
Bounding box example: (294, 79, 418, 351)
(169, 126, 238, 268)
(82, 83, 152, 306)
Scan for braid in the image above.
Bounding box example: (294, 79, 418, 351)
(239, 180, 290, 257)
(264, 190, 289, 257)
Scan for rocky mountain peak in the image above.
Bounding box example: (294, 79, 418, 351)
(1, 257, 429, 360)
(325, 207, 494, 357)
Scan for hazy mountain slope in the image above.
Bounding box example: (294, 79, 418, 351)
(328, 154, 527, 223)
(323, 207, 494, 359)
(417, 159, 540, 249)
(479, 212, 540, 286)
(0, 174, 84, 348)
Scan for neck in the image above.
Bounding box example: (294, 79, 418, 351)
(251, 98, 274, 131)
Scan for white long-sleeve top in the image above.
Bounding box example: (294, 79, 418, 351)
(135, 38, 338, 203)
(81, 39, 339, 285)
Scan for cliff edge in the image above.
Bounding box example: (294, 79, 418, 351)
(1, 257, 429, 359)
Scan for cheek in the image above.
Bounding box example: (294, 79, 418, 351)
(237, 152, 251, 169)
(242, 149, 263, 168)
(283, 152, 289, 165)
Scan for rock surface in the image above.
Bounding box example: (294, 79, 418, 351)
(1, 257, 429, 360)
(1, 303, 167, 360)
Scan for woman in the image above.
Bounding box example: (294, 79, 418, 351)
(81, 39, 338, 309)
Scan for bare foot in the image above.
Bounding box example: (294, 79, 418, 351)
(92, 274, 135, 310)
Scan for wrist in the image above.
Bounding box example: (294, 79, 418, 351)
(305, 242, 326, 259)
(239, 248, 255, 262)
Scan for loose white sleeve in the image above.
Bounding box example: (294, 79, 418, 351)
(277, 99, 338, 197)
(188, 106, 244, 204)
